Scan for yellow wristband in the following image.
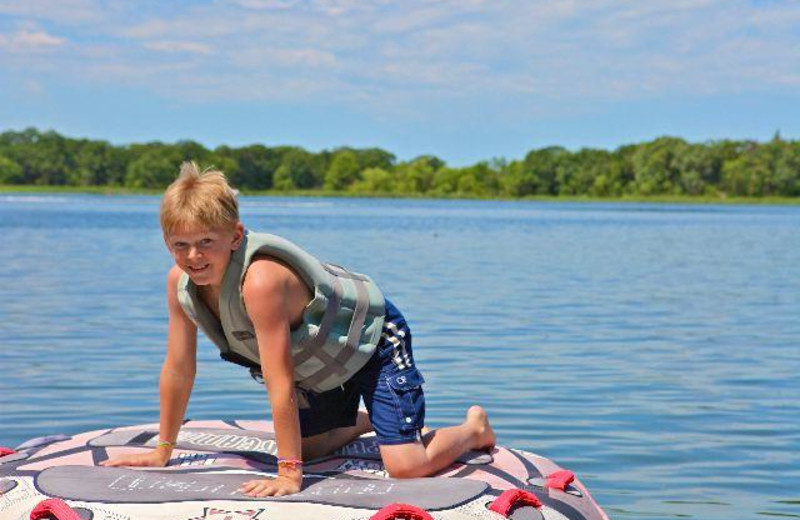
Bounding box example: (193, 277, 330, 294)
(156, 438, 176, 449)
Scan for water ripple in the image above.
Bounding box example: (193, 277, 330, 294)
(1, 196, 798, 520)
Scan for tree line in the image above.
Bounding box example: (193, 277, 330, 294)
(1, 128, 798, 198)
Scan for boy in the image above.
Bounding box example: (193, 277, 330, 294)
(102, 162, 495, 497)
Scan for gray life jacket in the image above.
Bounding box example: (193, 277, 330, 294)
(176, 230, 386, 393)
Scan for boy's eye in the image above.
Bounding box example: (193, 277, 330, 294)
(174, 242, 188, 249)
(200, 238, 213, 246)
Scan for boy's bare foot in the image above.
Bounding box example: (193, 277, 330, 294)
(466, 405, 496, 451)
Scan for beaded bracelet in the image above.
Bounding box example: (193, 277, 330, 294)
(277, 458, 303, 470)
(156, 438, 177, 449)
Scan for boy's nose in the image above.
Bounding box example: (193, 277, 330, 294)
(188, 246, 203, 259)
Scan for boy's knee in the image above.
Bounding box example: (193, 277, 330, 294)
(382, 450, 428, 478)
(385, 462, 423, 479)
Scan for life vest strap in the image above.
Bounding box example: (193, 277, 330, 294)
(296, 266, 375, 391)
(293, 274, 345, 370)
(219, 351, 260, 371)
(324, 263, 370, 282)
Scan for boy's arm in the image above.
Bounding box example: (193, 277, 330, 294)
(102, 266, 197, 467)
(239, 261, 303, 497)
(157, 265, 198, 459)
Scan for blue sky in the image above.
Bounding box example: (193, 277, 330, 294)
(1, 0, 799, 165)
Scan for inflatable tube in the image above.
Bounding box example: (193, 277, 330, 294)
(0, 420, 609, 520)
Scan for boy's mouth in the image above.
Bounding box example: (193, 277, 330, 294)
(187, 264, 210, 273)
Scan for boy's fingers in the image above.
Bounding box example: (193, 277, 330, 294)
(240, 480, 264, 493)
(245, 481, 276, 497)
(239, 479, 297, 497)
(101, 453, 168, 468)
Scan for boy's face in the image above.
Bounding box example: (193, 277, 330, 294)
(164, 222, 244, 287)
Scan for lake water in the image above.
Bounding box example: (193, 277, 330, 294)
(1, 194, 798, 519)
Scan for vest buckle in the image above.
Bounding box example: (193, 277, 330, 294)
(249, 367, 264, 384)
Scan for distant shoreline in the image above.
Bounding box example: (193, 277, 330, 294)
(2, 184, 798, 205)
(4, 129, 800, 200)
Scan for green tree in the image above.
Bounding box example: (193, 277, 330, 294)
(356, 148, 396, 171)
(0, 155, 24, 184)
(273, 148, 319, 190)
(499, 160, 528, 196)
(1, 126, 798, 199)
(205, 155, 241, 186)
(349, 167, 394, 194)
(69, 140, 128, 186)
(721, 142, 768, 196)
(672, 141, 740, 196)
(764, 136, 800, 196)
(216, 144, 284, 190)
(503, 147, 568, 196)
(719, 136, 800, 197)
(124, 145, 183, 188)
(324, 150, 361, 190)
(630, 137, 689, 195)
(175, 140, 211, 163)
(394, 156, 442, 194)
(526, 146, 570, 195)
(433, 162, 500, 197)
(429, 167, 462, 196)
(591, 151, 627, 197)
(556, 149, 614, 196)
(0, 129, 75, 185)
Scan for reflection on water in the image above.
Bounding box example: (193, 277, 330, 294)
(1, 195, 799, 520)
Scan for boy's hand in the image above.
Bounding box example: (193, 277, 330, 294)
(100, 450, 170, 468)
(239, 475, 302, 497)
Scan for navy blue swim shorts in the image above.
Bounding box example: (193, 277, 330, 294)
(299, 298, 426, 445)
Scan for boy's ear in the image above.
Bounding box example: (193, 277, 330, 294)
(232, 222, 245, 250)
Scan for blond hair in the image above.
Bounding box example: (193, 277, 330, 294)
(160, 161, 239, 234)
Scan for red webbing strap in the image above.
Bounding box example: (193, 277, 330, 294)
(0, 447, 16, 457)
(488, 488, 542, 517)
(546, 470, 575, 491)
(370, 503, 434, 520)
(30, 498, 83, 520)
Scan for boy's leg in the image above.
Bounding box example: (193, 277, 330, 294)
(361, 299, 497, 478)
(379, 405, 495, 478)
(301, 410, 372, 460)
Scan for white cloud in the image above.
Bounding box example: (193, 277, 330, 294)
(2, 0, 799, 112)
(275, 48, 337, 67)
(231, 47, 337, 68)
(0, 0, 100, 24)
(19, 30, 66, 47)
(227, 0, 299, 10)
(143, 40, 214, 55)
(0, 29, 66, 51)
(80, 61, 198, 86)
